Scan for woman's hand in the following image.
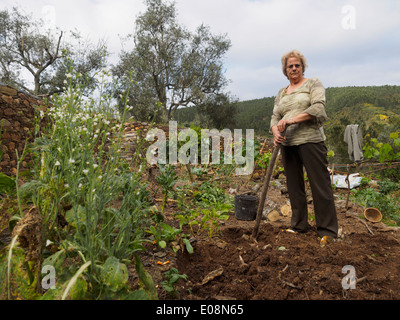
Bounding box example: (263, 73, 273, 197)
(277, 119, 296, 132)
(272, 119, 296, 146)
(271, 125, 286, 146)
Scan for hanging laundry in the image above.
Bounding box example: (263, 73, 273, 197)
(344, 124, 364, 162)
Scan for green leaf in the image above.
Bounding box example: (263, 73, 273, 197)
(0, 173, 15, 193)
(123, 288, 152, 300)
(134, 254, 158, 300)
(379, 143, 393, 162)
(8, 215, 21, 232)
(65, 205, 86, 228)
(18, 180, 44, 199)
(100, 256, 129, 293)
(43, 249, 66, 270)
(219, 214, 230, 221)
(68, 277, 88, 300)
(182, 238, 193, 254)
(61, 261, 91, 300)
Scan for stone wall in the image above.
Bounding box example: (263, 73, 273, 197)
(0, 83, 42, 176)
(0, 82, 272, 177)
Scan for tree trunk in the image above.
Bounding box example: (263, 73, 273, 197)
(34, 74, 41, 95)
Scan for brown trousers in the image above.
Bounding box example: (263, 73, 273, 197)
(281, 142, 338, 238)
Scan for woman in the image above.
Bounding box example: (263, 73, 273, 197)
(270, 49, 338, 245)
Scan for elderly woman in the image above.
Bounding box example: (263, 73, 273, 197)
(270, 50, 338, 245)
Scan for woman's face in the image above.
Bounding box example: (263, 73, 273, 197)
(286, 56, 303, 82)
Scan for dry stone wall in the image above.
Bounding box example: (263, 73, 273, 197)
(0, 83, 42, 176)
(0, 82, 272, 177)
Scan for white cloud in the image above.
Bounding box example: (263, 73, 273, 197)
(1, 0, 399, 100)
(175, 0, 400, 98)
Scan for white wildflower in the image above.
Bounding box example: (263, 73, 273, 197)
(55, 161, 61, 166)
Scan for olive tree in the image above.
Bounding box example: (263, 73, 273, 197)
(113, 0, 232, 122)
(0, 7, 108, 96)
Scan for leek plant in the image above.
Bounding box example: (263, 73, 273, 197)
(5, 63, 155, 299)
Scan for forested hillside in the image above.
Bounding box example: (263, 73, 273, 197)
(175, 85, 400, 164)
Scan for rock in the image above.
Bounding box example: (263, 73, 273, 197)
(272, 179, 285, 189)
(215, 295, 237, 300)
(0, 84, 41, 176)
(154, 251, 167, 258)
(201, 267, 224, 285)
(0, 118, 12, 128)
(4, 108, 15, 116)
(229, 188, 237, 194)
(0, 86, 18, 96)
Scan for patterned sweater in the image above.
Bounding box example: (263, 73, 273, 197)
(270, 77, 327, 146)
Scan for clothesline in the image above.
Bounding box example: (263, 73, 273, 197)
(329, 161, 400, 168)
(329, 161, 400, 176)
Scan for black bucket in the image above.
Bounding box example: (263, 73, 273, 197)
(234, 194, 258, 221)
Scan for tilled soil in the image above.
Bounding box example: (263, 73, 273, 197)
(3, 173, 400, 301)
(146, 185, 400, 301)
(176, 214, 400, 300)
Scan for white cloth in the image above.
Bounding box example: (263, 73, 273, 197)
(332, 173, 362, 189)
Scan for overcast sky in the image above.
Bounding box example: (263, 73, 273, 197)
(1, 0, 400, 101)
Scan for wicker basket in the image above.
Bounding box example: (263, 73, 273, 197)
(364, 207, 382, 223)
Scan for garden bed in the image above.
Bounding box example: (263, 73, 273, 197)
(134, 177, 400, 300)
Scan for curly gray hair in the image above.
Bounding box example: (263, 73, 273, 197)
(281, 50, 308, 78)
